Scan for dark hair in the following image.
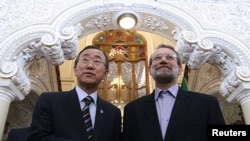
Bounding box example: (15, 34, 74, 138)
(74, 45, 109, 70)
(149, 44, 182, 66)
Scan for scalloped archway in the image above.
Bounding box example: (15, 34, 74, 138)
(1, 1, 250, 139)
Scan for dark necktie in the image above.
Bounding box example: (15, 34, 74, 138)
(82, 96, 93, 140)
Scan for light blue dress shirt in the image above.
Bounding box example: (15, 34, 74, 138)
(155, 84, 178, 139)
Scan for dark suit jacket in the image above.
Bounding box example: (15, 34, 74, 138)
(27, 88, 121, 141)
(121, 88, 225, 141)
(7, 127, 29, 141)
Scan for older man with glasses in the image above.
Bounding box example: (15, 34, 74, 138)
(28, 45, 122, 141)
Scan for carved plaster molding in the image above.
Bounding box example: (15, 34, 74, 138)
(174, 29, 250, 103)
(0, 62, 30, 97)
(220, 66, 250, 102)
(0, 2, 198, 102)
(0, 90, 15, 103)
(0, 1, 250, 104)
(236, 93, 250, 105)
(0, 24, 82, 101)
(174, 30, 230, 70)
(0, 62, 18, 78)
(173, 28, 250, 74)
(0, 81, 23, 102)
(22, 24, 83, 65)
(2, 1, 249, 43)
(174, 30, 216, 69)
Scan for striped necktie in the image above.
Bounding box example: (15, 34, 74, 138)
(82, 96, 93, 140)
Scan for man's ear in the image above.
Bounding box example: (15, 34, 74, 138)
(148, 65, 152, 76)
(178, 65, 183, 75)
(73, 65, 77, 76)
(102, 70, 109, 80)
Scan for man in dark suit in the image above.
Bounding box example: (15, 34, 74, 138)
(7, 127, 29, 141)
(28, 45, 121, 141)
(121, 44, 225, 141)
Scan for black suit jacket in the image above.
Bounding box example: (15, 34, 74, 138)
(7, 127, 29, 141)
(121, 88, 225, 141)
(27, 88, 121, 141)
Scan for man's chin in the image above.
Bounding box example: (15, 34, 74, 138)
(81, 81, 98, 86)
(155, 75, 173, 83)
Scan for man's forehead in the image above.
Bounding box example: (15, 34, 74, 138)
(154, 48, 175, 55)
(81, 49, 104, 57)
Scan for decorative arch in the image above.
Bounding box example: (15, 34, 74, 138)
(0, 1, 249, 105)
(1, 1, 250, 139)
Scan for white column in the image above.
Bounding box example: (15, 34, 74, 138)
(220, 66, 250, 124)
(0, 91, 13, 140)
(0, 100, 10, 140)
(240, 98, 250, 124)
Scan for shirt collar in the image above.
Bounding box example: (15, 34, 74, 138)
(75, 86, 97, 105)
(154, 84, 179, 100)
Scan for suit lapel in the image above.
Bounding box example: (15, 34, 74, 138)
(144, 92, 164, 141)
(63, 89, 86, 138)
(165, 88, 190, 141)
(92, 97, 106, 141)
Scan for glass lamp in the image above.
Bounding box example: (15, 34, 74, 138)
(117, 13, 137, 29)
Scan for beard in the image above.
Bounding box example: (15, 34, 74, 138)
(154, 73, 175, 83)
(152, 68, 178, 84)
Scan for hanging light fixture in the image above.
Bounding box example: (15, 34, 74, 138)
(117, 13, 137, 29)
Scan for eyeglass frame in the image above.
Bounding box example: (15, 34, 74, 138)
(152, 54, 177, 62)
(74, 45, 109, 70)
(148, 44, 183, 66)
(78, 56, 105, 66)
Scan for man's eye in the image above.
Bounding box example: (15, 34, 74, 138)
(166, 56, 174, 60)
(82, 58, 89, 61)
(94, 60, 100, 63)
(154, 56, 161, 60)
(94, 59, 102, 64)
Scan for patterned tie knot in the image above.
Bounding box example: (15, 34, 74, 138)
(162, 91, 169, 94)
(84, 96, 93, 106)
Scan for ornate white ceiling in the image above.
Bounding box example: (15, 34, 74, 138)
(1, 0, 250, 103)
(0, 0, 250, 44)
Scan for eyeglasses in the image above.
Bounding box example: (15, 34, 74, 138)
(152, 54, 177, 62)
(79, 57, 105, 66)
